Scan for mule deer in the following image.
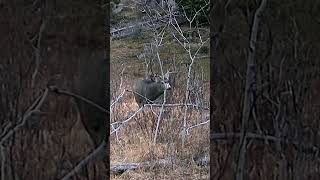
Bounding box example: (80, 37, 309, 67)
(133, 72, 171, 107)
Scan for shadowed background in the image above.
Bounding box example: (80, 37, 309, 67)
(0, 0, 109, 179)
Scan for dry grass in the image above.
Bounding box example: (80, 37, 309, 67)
(1, 53, 108, 179)
(111, 1, 210, 178)
(110, 35, 210, 179)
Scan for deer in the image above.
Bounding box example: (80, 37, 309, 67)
(133, 71, 172, 107)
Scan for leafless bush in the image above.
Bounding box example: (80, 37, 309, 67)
(110, 0, 209, 178)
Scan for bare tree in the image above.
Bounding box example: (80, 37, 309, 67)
(236, 0, 268, 180)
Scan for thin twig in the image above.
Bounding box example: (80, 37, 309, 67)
(0, 122, 12, 139)
(110, 89, 126, 109)
(186, 120, 209, 135)
(31, 20, 46, 88)
(111, 106, 144, 135)
(48, 85, 109, 114)
(0, 88, 49, 145)
(144, 103, 209, 110)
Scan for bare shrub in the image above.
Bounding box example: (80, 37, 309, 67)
(110, 0, 209, 178)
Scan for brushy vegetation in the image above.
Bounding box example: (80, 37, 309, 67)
(211, 0, 320, 179)
(0, 0, 107, 179)
(110, 39, 210, 179)
(110, 1, 210, 179)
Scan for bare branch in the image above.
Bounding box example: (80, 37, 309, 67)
(48, 85, 109, 114)
(111, 106, 144, 135)
(31, 20, 46, 88)
(144, 103, 209, 110)
(186, 120, 209, 135)
(0, 88, 49, 145)
(111, 158, 176, 175)
(110, 89, 126, 110)
(237, 1, 268, 179)
(153, 89, 167, 143)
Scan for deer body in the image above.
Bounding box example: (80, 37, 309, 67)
(133, 73, 171, 107)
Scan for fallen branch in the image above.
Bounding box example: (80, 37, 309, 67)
(110, 13, 185, 39)
(144, 103, 209, 110)
(111, 156, 209, 175)
(111, 163, 141, 175)
(111, 158, 176, 175)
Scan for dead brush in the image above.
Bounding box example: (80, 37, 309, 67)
(110, 55, 209, 179)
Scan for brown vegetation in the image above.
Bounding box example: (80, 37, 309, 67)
(110, 2, 210, 177)
(110, 67, 209, 179)
(211, 0, 320, 179)
(0, 0, 108, 179)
